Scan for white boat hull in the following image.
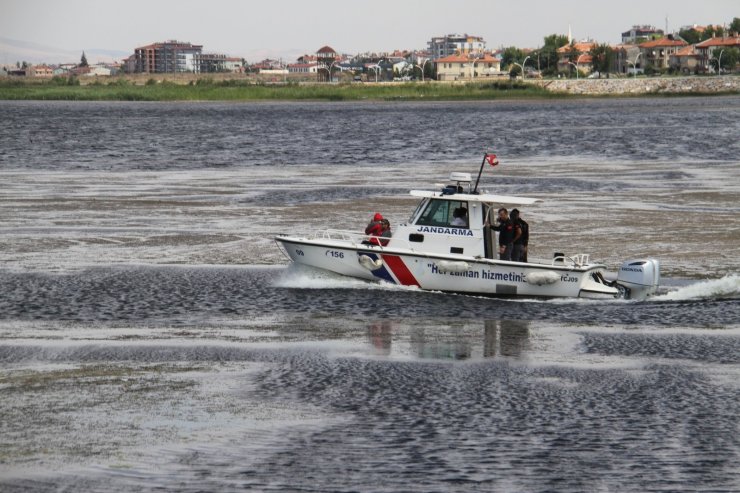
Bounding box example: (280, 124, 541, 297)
(276, 236, 619, 299)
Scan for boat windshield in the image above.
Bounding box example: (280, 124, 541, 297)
(416, 199, 469, 228)
(409, 199, 427, 224)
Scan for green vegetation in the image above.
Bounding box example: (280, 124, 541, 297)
(589, 43, 615, 77)
(500, 47, 527, 74)
(536, 34, 570, 76)
(678, 17, 739, 44)
(712, 47, 740, 72)
(0, 78, 560, 101)
(732, 17, 740, 35)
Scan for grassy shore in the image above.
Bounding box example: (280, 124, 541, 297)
(0, 77, 560, 101)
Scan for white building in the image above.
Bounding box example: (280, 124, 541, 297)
(86, 64, 112, 76)
(288, 63, 319, 74)
(621, 25, 664, 44)
(428, 34, 486, 60)
(435, 54, 502, 81)
(223, 58, 243, 73)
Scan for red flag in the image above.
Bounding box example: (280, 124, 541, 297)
(485, 153, 499, 166)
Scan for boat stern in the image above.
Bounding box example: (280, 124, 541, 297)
(615, 258, 661, 300)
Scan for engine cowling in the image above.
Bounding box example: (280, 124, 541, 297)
(616, 259, 660, 299)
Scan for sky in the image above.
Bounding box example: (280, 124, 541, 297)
(1, 0, 738, 63)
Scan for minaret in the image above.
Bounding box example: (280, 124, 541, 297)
(568, 24, 572, 43)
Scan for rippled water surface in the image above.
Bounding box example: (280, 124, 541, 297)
(1, 98, 739, 492)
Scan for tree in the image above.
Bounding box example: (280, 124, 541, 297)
(713, 47, 740, 73)
(589, 43, 614, 78)
(703, 26, 725, 41)
(678, 28, 701, 45)
(564, 41, 581, 63)
(561, 41, 582, 77)
(80, 51, 88, 67)
(730, 17, 740, 34)
(501, 46, 525, 71)
(537, 34, 569, 75)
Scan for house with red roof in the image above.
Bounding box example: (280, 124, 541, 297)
(669, 45, 703, 74)
(695, 34, 740, 71)
(638, 37, 687, 69)
(556, 42, 595, 74)
(316, 45, 339, 82)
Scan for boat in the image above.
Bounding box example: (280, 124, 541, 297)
(275, 156, 660, 300)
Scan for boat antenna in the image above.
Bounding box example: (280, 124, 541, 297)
(473, 152, 498, 194)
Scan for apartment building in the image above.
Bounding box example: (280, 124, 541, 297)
(621, 25, 664, 44)
(133, 40, 204, 73)
(428, 34, 486, 60)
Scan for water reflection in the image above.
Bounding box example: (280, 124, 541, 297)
(366, 319, 530, 360)
(367, 320, 392, 355)
(485, 319, 531, 358)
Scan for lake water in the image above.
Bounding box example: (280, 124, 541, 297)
(1, 98, 739, 492)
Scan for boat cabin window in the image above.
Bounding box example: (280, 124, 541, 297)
(416, 199, 469, 228)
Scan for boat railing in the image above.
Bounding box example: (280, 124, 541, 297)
(309, 229, 363, 242)
(310, 229, 415, 251)
(552, 253, 591, 267)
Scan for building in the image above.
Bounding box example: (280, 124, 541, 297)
(86, 64, 112, 77)
(428, 34, 486, 60)
(316, 45, 339, 82)
(435, 54, 502, 81)
(133, 40, 203, 73)
(199, 54, 243, 73)
(556, 42, 595, 73)
(223, 57, 244, 73)
(28, 65, 54, 78)
(251, 59, 284, 71)
(669, 45, 702, 73)
(695, 34, 740, 71)
(611, 44, 641, 74)
(622, 25, 664, 44)
(639, 37, 687, 69)
(287, 62, 318, 74)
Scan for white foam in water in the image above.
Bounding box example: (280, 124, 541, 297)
(655, 274, 740, 301)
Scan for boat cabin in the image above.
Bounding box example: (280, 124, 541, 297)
(391, 172, 539, 260)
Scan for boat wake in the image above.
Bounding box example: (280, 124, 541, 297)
(655, 274, 740, 301)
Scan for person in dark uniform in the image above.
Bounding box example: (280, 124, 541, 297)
(510, 208, 529, 262)
(492, 208, 521, 261)
(379, 218, 392, 246)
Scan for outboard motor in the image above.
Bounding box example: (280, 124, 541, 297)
(616, 259, 661, 300)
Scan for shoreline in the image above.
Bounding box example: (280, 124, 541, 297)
(0, 76, 738, 101)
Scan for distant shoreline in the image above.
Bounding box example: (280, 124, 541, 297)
(0, 76, 738, 101)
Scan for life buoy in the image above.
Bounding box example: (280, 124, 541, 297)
(358, 254, 383, 271)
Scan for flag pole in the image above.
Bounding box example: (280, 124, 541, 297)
(472, 153, 488, 194)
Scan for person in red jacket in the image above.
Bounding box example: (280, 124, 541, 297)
(364, 213, 384, 245)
